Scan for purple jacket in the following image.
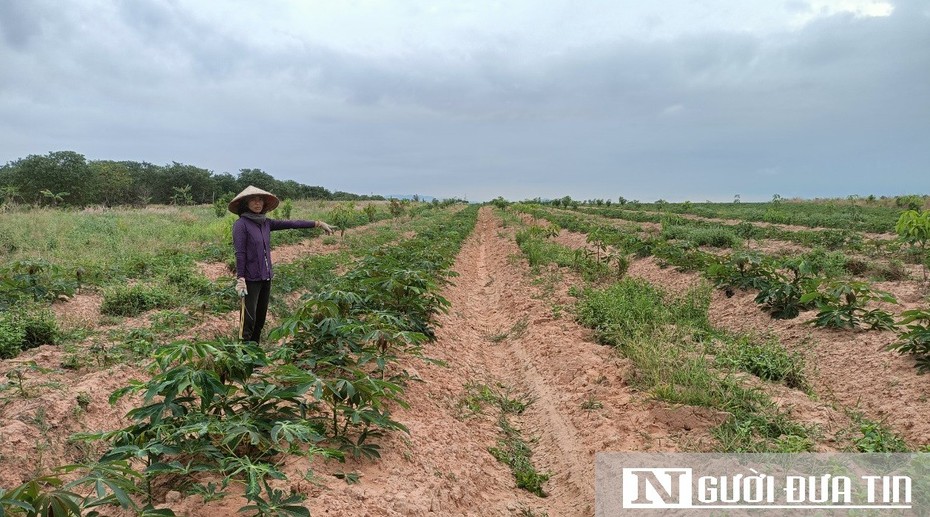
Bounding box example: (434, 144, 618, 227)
(233, 217, 317, 281)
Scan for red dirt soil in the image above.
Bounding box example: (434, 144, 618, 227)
(2, 208, 714, 516)
(547, 223, 930, 448)
(5, 208, 922, 516)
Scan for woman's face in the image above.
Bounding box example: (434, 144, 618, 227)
(247, 196, 265, 213)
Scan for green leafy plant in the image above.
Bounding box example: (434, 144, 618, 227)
(886, 309, 930, 372)
(214, 192, 235, 217)
(238, 482, 309, 517)
(280, 199, 293, 220)
(40, 189, 70, 207)
(0, 305, 59, 359)
(489, 417, 550, 497)
(753, 259, 818, 320)
(854, 420, 909, 452)
(170, 185, 193, 206)
(363, 203, 377, 222)
(388, 198, 404, 218)
(328, 202, 356, 237)
(896, 209, 930, 282)
(0, 260, 78, 308)
(800, 280, 897, 330)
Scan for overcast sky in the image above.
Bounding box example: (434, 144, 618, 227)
(1, 0, 928, 201)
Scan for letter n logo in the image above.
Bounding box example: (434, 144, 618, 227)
(622, 468, 693, 508)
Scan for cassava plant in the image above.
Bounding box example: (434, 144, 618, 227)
(363, 203, 377, 222)
(886, 309, 930, 372)
(329, 202, 356, 238)
(753, 258, 818, 320)
(896, 209, 930, 282)
(800, 280, 897, 330)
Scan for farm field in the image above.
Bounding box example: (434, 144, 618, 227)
(0, 198, 929, 516)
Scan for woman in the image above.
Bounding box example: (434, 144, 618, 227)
(229, 185, 334, 343)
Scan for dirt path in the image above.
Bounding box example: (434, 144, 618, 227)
(339, 207, 706, 516)
(170, 207, 705, 516)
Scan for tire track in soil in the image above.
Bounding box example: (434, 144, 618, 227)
(434, 207, 715, 516)
(469, 218, 590, 505)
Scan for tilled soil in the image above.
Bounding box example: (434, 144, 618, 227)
(584, 236, 930, 448)
(270, 206, 706, 516)
(7, 207, 921, 515)
(0, 207, 710, 516)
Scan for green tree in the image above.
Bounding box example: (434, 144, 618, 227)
(165, 162, 213, 204)
(364, 203, 377, 222)
(172, 185, 194, 205)
(389, 198, 404, 218)
(3, 151, 93, 205)
(238, 169, 278, 193)
(896, 209, 930, 282)
(329, 202, 356, 237)
(212, 172, 239, 199)
(89, 160, 133, 206)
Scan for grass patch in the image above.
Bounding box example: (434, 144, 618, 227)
(661, 224, 741, 248)
(489, 416, 550, 497)
(845, 412, 910, 452)
(515, 229, 575, 269)
(457, 379, 548, 495)
(575, 278, 814, 452)
(485, 317, 529, 343)
(712, 333, 808, 391)
(100, 284, 174, 316)
(457, 380, 532, 418)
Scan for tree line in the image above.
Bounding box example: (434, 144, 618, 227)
(0, 150, 383, 207)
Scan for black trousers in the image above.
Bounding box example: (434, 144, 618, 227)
(239, 280, 271, 343)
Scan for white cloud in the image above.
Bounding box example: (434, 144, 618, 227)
(790, 0, 895, 26)
(660, 104, 684, 117)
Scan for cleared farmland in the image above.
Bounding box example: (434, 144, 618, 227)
(0, 198, 928, 516)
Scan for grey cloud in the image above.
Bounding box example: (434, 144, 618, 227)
(0, 1, 927, 201)
(0, 2, 44, 49)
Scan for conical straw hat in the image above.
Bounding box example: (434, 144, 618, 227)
(228, 185, 280, 214)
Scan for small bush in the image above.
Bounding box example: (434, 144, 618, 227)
(714, 334, 808, 390)
(101, 284, 173, 316)
(873, 259, 908, 281)
(843, 257, 869, 276)
(0, 305, 58, 358)
(661, 225, 740, 248)
(19, 306, 58, 349)
(0, 315, 27, 358)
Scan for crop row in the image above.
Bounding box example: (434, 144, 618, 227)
(571, 205, 906, 255)
(0, 202, 457, 363)
(513, 204, 930, 371)
(503, 207, 914, 453)
(0, 206, 478, 516)
(582, 198, 916, 233)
